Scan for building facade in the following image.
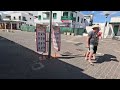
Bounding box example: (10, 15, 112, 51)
(0, 11, 34, 30)
(34, 11, 86, 29)
(109, 16, 120, 36)
(84, 15, 93, 26)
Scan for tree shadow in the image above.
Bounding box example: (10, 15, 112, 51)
(94, 54, 119, 63)
(0, 36, 95, 79)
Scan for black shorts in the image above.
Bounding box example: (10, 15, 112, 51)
(88, 45, 97, 54)
(93, 46, 97, 54)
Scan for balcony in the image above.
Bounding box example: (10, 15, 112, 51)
(61, 16, 76, 21)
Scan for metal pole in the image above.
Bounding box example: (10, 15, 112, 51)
(48, 11, 52, 59)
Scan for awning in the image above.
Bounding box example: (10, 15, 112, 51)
(109, 22, 120, 24)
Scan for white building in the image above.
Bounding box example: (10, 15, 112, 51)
(84, 15, 93, 26)
(91, 17, 120, 38)
(109, 16, 120, 36)
(34, 11, 86, 29)
(0, 11, 34, 30)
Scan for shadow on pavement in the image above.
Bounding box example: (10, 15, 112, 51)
(74, 43, 83, 46)
(94, 54, 119, 63)
(0, 36, 95, 79)
(61, 51, 84, 59)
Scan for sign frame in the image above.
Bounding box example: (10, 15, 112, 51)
(52, 26, 61, 51)
(36, 24, 47, 53)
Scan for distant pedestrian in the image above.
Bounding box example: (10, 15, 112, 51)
(85, 24, 100, 65)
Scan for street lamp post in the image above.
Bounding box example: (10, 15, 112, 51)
(48, 11, 52, 59)
(103, 13, 109, 39)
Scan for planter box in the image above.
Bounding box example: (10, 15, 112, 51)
(64, 32, 67, 35)
(71, 33, 74, 36)
(67, 32, 71, 35)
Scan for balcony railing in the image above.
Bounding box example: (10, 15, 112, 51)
(61, 16, 76, 21)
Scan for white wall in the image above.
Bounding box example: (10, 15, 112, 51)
(10, 13, 22, 21)
(85, 19, 89, 26)
(117, 25, 120, 35)
(86, 26, 93, 33)
(36, 11, 86, 29)
(73, 11, 86, 29)
(86, 23, 105, 38)
(110, 17, 120, 36)
(3, 12, 35, 26)
(84, 15, 93, 26)
(21, 13, 34, 25)
(37, 11, 62, 23)
(111, 17, 120, 22)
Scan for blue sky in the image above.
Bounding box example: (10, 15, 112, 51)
(81, 11, 120, 23)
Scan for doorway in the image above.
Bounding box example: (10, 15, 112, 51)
(113, 25, 119, 36)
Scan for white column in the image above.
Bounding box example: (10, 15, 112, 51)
(5, 23, 8, 32)
(11, 22, 13, 32)
(16, 23, 18, 30)
(117, 25, 120, 36)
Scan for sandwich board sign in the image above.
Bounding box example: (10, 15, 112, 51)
(36, 24, 47, 53)
(52, 26, 61, 51)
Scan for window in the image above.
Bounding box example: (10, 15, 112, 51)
(77, 17, 79, 22)
(22, 16, 26, 21)
(19, 16, 21, 20)
(73, 17, 76, 21)
(43, 12, 50, 20)
(6, 16, 11, 20)
(81, 18, 83, 23)
(13, 17, 16, 20)
(53, 13, 57, 19)
(70, 13, 73, 17)
(63, 12, 68, 16)
(38, 15, 41, 20)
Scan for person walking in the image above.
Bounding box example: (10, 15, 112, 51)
(85, 24, 100, 65)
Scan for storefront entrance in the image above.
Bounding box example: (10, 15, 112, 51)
(113, 25, 119, 36)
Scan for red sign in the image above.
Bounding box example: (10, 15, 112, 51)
(61, 20, 72, 23)
(52, 26, 61, 51)
(36, 24, 47, 53)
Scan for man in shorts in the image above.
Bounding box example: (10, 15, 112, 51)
(85, 24, 100, 65)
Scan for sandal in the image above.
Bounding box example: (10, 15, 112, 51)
(88, 60, 94, 66)
(85, 57, 88, 60)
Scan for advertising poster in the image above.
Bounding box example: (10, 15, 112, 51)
(36, 24, 47, 53)
(52, 26, 61, 51)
